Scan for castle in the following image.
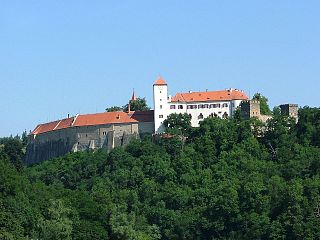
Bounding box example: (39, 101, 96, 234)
(26, 77, 298, 164)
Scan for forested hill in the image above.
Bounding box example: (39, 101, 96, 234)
(1, 107, 320, 239)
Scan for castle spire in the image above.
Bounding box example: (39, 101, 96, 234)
(128, 89, 136, 113)
(131, 88, 137, 101)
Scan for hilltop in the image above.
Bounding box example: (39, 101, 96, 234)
(1, 106, 320, 239)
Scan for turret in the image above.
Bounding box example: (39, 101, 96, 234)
(153, 76, 168, 133)
(128, 89, 136, 113)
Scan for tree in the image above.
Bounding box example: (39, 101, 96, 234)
(123, 98, 150, 112)
(252, 93, 272, 115)
(106, 106, 123, 112)
(1, 137, 24, 171)
(39, 199, 73, 240)
(163, 113, 192, 136)
(295, 107, 320, 147)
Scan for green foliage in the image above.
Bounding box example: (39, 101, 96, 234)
(163, 113, 192, 136)
(252, 92, 272, 115)
(106, 97, 150, 112)
(1, 106, 320, 239)
(106, 106, 123, 112)
(295, 107, 320, 147)
(39, 199, 73, 240)
(0, 137, 25, 171)
(123, 97, 150, 112)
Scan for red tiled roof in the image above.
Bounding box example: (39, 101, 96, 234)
(31, 111, 154, 135)
(31, 120, 61, 135)
(55, 117, 75, 130)
(171, 89, 248, 102)
(154, 76, 167, 85)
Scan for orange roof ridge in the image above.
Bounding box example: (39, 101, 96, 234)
(171, 89, 248, 103)
(30, 110, 154, 135)
(154, 76, 167, 85)
(53, 120, 62, 131)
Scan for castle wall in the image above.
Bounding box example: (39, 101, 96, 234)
(25, 121, 153, 165)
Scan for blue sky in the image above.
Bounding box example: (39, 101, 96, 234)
(0, 1, 319, 137)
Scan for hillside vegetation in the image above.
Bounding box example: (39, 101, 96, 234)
(1, 107, 320, 239)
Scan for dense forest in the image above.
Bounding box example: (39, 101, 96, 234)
(1, 107, 320, 239)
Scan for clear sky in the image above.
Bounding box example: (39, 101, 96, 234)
(1, 1, 319, 137)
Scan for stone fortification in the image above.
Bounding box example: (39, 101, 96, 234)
(240, 100, 298, 122)
(25, 111, 154, 165)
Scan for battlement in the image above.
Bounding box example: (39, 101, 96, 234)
(240, 100, 299, 122)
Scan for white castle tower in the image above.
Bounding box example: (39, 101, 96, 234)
(153, 76, 169, 133)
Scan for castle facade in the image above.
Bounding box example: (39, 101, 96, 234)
(153, 77, 248, 133)
(26, 76, 297, 164)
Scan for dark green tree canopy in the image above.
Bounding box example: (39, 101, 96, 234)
(106, 97, 150, 112)
(252, 93, 272, 115)
(106, 106, 123, 112)
(123, 97, 150, 112)
(2, 106, 320, 239)
(163, 113, 192, 136)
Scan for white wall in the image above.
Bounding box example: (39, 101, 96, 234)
(153, 83, 245, 132)
(153, 84, 169, 133)
(167, 101, 233, 127)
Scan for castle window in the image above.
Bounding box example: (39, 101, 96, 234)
(160, 99, 162, 101)
(159, 115, 163, 118)
(160, 105, 162, 109)
(187, 105, 197, 109)
(223, 112, 229, 118)
(178, 105, 183, 109)
(170, 105, 176, 109)
(210, 104, 221, 108)
(204, 104, 209, 108)
(160, 91, 162, 93)
(198, 113, 204, 119)
(222, 103, 228, 108)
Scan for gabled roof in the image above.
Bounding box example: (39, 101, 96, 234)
(171, 89, 248, 103)
(31, 111, 154, 135)
(31, 120, 61, 135)
(153, 76, 167, 85)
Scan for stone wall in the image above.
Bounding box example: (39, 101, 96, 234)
(240, 100, 298, 123)
(25, 121, 154, 165)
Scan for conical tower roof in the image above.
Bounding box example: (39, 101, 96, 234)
(131, 89, 137, 101)
(153, 76, 167, 85)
